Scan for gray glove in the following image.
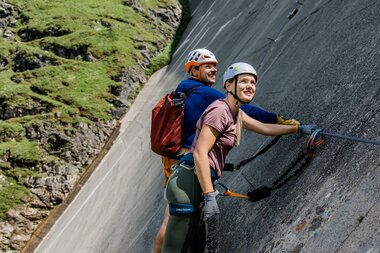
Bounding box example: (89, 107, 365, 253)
(203, 191, 220, 224)
(298, 124, 318, 135)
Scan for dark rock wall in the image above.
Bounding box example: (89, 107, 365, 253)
(144, 0, 379, 252)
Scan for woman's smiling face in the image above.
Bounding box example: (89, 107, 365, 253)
(234, 73, 256, 102)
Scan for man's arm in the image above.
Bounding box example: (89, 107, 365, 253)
(241, 104, 300, 125)
(207, 86, 299, 124)
(241, 104, 278, 123)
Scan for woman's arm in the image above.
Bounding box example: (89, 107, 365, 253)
(193, 125, 219, 194)
(241, 110, 298, 136)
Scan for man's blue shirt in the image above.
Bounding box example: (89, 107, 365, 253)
(176, 78, 277, 148)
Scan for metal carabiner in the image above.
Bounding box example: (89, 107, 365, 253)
(307, 128, 325, 150)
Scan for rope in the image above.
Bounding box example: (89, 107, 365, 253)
(222, 128, 380, 202)
(247, 130, 325, 201)
(320, 131, 380, 145)
(270, 150, 313, 190)
(215, 181, 249, 199)
(235, 136, 281, 169)
(223, 136, 281, 171)
(216, 137, 282, 199)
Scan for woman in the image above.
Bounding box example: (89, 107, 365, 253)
(162, 62, 316, 252)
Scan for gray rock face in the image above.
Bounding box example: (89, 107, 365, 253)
(150, 4, 182, 31)
(122, 0, 143, 13)
(0, 0, 20, 44)
(121, 0, 379, 252)
(12, 52, 59, 72)
(18, 26, 71, 42)
(173, 1, 379, 252)
(0, 1, 17, 28)
(0, 55, 8, 70)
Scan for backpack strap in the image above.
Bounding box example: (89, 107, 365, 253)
(172, 85, 201, 107)
(185, 85, 202, 97)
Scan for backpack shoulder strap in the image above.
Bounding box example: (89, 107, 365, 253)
(185, 85, 202, 97)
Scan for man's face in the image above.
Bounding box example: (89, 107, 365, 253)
(199, 63, 217, 85)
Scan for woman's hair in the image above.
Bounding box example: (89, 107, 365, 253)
(224, 77, 234, 88)
(235, 110, 243, 146)
(225, 77, 242, 146)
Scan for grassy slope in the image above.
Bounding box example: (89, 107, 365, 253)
(0, 0, 190, 221)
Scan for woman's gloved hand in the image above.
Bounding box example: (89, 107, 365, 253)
(203, 191, 220, 224)
(298, 124, 318, 135)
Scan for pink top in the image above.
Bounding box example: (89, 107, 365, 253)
(190, 99, 238, 178)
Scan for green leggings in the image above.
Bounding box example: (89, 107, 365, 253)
(162, 162, 206, 253)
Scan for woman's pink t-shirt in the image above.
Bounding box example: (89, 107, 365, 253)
(190, 99, 238, 178)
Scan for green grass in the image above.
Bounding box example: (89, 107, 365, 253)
(3, 0, 179, 120)
(0, 138, 43, 163)
(0, 177, 30, 220)
(0, 0, 191, 220)
(148, 0, 191, 74)
(5, 167, 45, 183)
(1, 0, 191, 121)
(0, 121, 25, 141)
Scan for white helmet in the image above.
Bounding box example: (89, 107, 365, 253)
(185, 48, 218, 73)
(223, 62, 257, 104)
(223, 62, 257, 86)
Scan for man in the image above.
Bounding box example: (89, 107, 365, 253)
(153, 48, 298, 253)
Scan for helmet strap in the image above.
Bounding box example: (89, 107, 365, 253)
(234, 76, 245, 104)
(197, 68, 202, 81)
(191, 74, 200, 81)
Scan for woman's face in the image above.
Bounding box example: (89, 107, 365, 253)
(229, 73, 256, 102)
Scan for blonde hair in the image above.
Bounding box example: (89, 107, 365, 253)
(235, 109, 243, 146)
